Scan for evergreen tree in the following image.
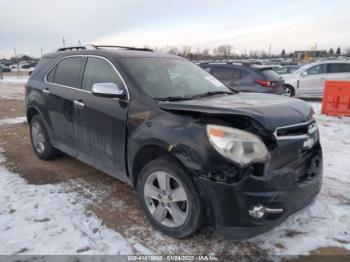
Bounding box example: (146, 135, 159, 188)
(336, 46, 341, 56)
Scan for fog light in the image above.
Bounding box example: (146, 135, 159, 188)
(249, 204, 283, 219)
(249, 205, 265, 219)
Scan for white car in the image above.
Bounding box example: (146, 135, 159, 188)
(282, 60, 350, 97)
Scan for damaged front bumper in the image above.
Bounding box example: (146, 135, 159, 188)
(195, 143, 323, 240)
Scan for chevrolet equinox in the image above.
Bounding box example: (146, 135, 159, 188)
(25, 45, 323, 239)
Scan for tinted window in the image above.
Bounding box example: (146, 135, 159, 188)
(53, 57, 84, 88)
(82, 57, 124, 91)
(328, 63, 350, 73)
(259, 69, 280, 80)
(212, 67, 233, 80)
(306, 64, 327, 75)
(240, 70, 250, 78)
(46, 65, 56, 82)
(232, 68, 241, 80)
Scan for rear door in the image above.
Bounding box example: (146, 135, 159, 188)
(299, 64, 327, 96)
(326, 63, 350, 82)
(73, 56, 129, 180)
(45, 56, 84, 156)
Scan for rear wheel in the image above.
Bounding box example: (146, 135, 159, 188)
(283, 85, 295, 97)
(137, 157, 204, 238)
(29, 115, 60, 160)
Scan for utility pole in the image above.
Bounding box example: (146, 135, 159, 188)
(269, 44, 271, 57)
(78, 40, 82, 45)
(40, 47, 43, 57)
(62, 37, 66, 47)
(13, 48, 21, 79)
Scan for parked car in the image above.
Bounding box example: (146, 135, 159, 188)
(26, 46, 322, 239)
(200, 63, 284, 95)
(0, 64, 12, 72)
(274, 65, 300, 75)
(22, 62, 38, 69)
(282, 60, 350, 97)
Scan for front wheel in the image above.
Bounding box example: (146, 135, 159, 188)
(137, 157, 204, 238)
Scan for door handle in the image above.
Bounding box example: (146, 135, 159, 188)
(229, 81, 237, 86)
(42, 88, 50, 95)
(73, 100, 85, 109)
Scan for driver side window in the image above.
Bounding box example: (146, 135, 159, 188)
(306, 64, 327, 75)
(82, 57, 124, 91)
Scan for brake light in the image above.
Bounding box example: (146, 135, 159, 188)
(24, 82, 29, 97)
(255, 79, 271, 88)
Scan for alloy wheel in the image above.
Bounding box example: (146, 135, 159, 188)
(143, 171, 189, 228)
(31, 121, 46, 154)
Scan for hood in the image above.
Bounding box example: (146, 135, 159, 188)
(158, 93, 314, 131)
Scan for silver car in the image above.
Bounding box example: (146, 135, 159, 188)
(282, 60, 350, 97)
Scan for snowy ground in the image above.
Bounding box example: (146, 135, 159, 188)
(0, 101, 349, 256)
(0, 76, 29, 85)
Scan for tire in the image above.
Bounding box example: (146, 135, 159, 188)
(137, 156, 205, 238)
(283, 85, 295, 97)
(29, 114, 60, 160)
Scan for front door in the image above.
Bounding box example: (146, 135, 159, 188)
(299, 64, 327, 96)
(73, 56, 129, 180)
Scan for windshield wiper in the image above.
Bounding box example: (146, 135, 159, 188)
(155, 96, 195, 101)
(191, 90, 233, 99)
(156, 91, 233, 102)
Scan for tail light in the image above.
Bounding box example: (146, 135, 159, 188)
(255, 79, 271, 88)
(24, 82, 29, 97)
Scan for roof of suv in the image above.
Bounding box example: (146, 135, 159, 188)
(44, 48, 180, 60)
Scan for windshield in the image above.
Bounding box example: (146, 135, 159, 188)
(120, 58, 231, 99)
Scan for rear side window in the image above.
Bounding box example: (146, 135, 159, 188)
(82, 57, 124, 91)
(259, 69, 280, 80)
(212, 67, 233, 80)
(328, 63, 350, 73)
(51, 57, 84, 88)
(240, 70, 250, 78)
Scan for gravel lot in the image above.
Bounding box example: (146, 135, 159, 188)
(0, 77, 349, 257)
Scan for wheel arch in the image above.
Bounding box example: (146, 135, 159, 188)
(129, 142, 202, 190)
(26, 106, 41, 124)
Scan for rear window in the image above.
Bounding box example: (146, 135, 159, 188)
(212, 67, 233, 80)
(259, 69, 280, 80)
(50, 57, 84, 88)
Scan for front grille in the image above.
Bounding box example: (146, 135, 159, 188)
(274, 120, 317, 140)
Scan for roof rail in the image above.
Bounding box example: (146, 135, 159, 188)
(57, 46, 90, 52)
(92, 45, 153, 52)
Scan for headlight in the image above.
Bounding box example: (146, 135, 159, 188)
(206, 124, 269, 167)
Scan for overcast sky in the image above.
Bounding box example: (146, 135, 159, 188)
(1, 0, 350, 58)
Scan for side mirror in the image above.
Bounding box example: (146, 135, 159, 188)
(301, 71, 308, 77)
(91, 83, 125, 99)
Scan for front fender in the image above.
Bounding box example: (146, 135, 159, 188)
(127, 114, 206, 177)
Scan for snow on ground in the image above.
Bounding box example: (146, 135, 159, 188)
(0, 76, 29, 85)
(0, 153, 136, 255)
(251, 102, 350, 254)
(0, 117, 27, 126)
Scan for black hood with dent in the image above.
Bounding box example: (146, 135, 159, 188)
(158, 93, 314, 131)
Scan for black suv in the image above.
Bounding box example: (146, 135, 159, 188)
(26, 46, 322, 239)
(200, 63, 284, 95)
